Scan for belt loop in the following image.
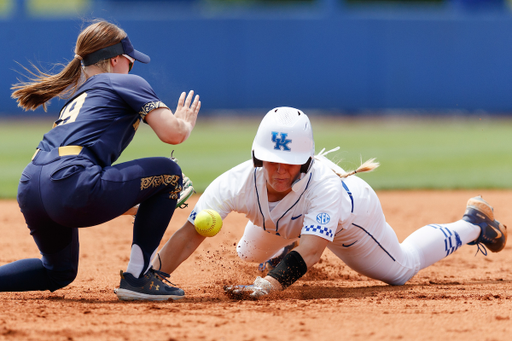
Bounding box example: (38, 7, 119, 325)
(58, 146, 83, 157)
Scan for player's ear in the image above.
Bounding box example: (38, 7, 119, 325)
(110, 56, 119, 67)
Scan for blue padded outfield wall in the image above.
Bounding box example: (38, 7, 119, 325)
(1, 0, 512, 116)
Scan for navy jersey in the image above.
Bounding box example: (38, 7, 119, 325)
(37, 73, 168, 167)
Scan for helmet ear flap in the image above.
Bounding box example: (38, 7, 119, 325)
(300, 157, 313, 173)
(252, 151, 263, 167)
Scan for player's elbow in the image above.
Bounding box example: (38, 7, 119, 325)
(157, 122, 192, 145)
(306, 252, 323, 268)
(158, 133, 187, 145)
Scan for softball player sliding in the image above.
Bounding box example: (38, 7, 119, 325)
(0, 20, 199, 301)
(155, 107, 507, 300)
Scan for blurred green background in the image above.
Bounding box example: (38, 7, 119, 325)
(1, 114, 510, 199)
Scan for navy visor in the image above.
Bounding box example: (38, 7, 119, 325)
(82, 36, 150, 66)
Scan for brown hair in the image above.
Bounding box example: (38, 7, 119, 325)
(11, 20, 127, 111)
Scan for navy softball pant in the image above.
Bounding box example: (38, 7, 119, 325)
(0, 147, 181, 292)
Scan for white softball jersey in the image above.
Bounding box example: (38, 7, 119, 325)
(189, 156, 353, 241)
(188, 154, 480, 286)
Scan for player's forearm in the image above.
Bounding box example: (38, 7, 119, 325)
(261, 237, 328, 292)
(294, 236, 329, 268)
(156, 221, 205, 274)
(146, 109, 191, 144)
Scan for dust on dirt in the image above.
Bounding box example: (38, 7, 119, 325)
(1, 190, 511, 341)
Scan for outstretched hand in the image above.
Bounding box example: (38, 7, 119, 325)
(174, 90, 200, 129)
(224, 276, 275, 300)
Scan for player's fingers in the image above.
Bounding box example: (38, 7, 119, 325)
(177, 91, 186, 108)
(184, 90, 194, 108)
(196, 100, 201, 114)
(192, 94, 200, 111)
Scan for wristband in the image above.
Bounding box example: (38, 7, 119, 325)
(267, 250, 308, 288)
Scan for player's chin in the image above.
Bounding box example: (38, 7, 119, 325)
(271, 180, 292, 192)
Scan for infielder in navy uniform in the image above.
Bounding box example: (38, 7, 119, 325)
(0, 20, 200, 301)
(152, 107, 507, 299)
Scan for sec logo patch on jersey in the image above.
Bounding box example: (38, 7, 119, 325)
(316, 213, 330, 224)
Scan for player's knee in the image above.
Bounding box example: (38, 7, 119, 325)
(47, 267, 78, 292)
(40, 237, 79, 292)
(381, 274, 413, 286)
(162, 158, 183, 189)
(164, 158, 182, 177)
(236, 243, 255, 262)
(236, 243, 267, 263)
(385, 279, 406, 286)
(236, 247, 250, 262)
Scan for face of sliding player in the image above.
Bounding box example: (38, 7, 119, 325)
(251, 107, 315, 200)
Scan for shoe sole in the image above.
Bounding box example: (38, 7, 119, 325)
(114, 288, 185, 301)
(466, 197, 494, 221)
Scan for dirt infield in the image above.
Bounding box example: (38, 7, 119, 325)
(0, 191, 511, 341)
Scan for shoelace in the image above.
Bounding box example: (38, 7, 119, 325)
(150, 268, 179, 287)
(474, 243, 488, 257)
(153, 255, 179, 286)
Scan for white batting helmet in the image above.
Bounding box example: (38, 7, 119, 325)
(252, 107, 315, 172)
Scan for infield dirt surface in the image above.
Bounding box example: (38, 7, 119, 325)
(1, 191, 511, 341)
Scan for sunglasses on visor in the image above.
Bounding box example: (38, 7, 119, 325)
(122, 54, 135, 72)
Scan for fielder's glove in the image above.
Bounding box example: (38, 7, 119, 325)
(170, 151, 195, 209)
(224, 276, 275, 300)
(176, 174, 195, 209)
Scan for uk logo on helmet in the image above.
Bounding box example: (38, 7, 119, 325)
(272, 132, 292, 151)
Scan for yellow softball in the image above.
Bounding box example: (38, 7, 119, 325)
(194, 209, 223, 237)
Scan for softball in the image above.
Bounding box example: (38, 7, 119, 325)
(194, 209, 223, 237)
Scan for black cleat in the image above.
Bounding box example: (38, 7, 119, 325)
(463, 196, 507, 254)
(115, 268, 185, 301)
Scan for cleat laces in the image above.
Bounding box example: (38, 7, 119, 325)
(473, 243, 488, 257)
(149, 268, 178, 287)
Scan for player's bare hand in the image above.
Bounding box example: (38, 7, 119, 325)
(174, 90, 200, 128)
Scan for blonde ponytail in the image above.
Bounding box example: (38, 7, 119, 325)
(316, 147, 379, 179)
(333, 157, 380, 179)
